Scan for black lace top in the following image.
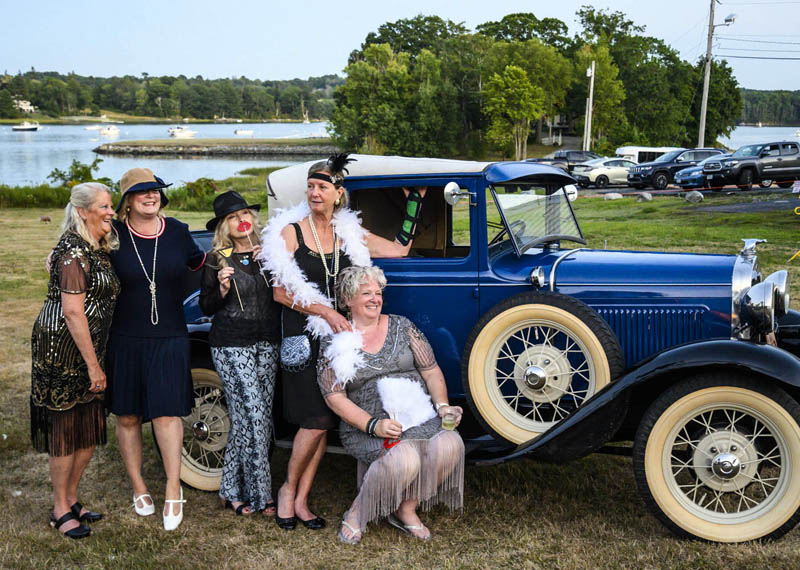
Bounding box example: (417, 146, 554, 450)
(199, 251, 281, 347)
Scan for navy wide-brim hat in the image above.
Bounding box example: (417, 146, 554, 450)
(206, 190, 261, 231)
(115, 167, 172, 213)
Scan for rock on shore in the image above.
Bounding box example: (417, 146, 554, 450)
(94, 141, 340, 156)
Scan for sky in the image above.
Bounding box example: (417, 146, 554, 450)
(2, 0, 799, 90)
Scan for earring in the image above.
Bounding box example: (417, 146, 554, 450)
(126, 207, 130, 212)
(334, 197, 341, 206)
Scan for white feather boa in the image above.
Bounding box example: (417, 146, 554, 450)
(258, 201, 372, 338)
(323, 329, 365, 388)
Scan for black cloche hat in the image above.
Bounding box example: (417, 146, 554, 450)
(206, 191, 261, 231)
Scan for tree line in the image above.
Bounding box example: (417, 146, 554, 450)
(740, 89, 800, 125)
(330, 9, 744, 159)
(0, 71, 342, 121)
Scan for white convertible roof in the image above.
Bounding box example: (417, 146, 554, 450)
(267, 154, 492, 212)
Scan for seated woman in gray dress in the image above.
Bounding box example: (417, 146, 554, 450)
(317, 266, 465, 544)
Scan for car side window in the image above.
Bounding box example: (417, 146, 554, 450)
(349, 185, 470, 259)
(567, 152, 581, 161)
(680, 152, 695, 162)
(621, 160, 636, 168)
(781, 143, 799, 156)
(606, 160, 620, 167)
(763, 145, 781, 157)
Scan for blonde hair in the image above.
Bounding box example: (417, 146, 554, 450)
(308, 161, 349, 212)
(210, 208, 263, 268)
(116, 192, 165, 224)
(61, 183, 119, 253)
(336, 265, 387, 309)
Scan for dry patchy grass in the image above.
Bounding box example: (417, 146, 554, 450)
(2, 197, 800, 569)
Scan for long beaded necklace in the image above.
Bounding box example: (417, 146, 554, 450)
(127, 220, 159, 325)
(307, 215, 340, 310)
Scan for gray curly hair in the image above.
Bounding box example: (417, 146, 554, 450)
(336, 265, 387, 309)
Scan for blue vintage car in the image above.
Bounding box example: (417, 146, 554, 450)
(182, 155, 800, 543)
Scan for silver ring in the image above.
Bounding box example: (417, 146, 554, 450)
(95, 384, 101, 388)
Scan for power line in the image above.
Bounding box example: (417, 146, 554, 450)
(719, 54, 800, 59)
(716, 35, 800, 45)
(717, 46, 800, 52)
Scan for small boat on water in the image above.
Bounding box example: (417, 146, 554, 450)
(84, 125, 102, 131)
(99, 125, 120, 137)
(234, 129, 253, 136)
(168, 126, 197, 139)
(12, 121, 40, 132)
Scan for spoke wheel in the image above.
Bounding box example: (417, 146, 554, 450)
(633, 374, 800, 542)
(180, 368, 229, 491)
(463, 292, 624, 444)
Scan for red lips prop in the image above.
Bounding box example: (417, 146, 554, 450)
(237, 221, 252, 233)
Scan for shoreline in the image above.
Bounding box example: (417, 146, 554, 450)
(94, 138, 339, 156)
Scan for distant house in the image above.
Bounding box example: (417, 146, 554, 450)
(14, 99, 35, 113)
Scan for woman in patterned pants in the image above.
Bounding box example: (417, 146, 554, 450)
(200, 191, 282, 515)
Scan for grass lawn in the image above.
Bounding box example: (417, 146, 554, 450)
(2, 192, 800, 568)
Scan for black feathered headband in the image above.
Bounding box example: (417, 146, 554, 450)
(308, 153, 356, 188)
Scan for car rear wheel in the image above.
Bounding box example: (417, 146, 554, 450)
(738, 170, 754, 191)
(633, 373, 800, 542)
(463, 292, 625, 445)
(595, 175, 609, 189)
(777, 181, 794, 189)
(760, 179, 773, 189)
(652, 172, 669, 190)
(180, 368, 229, 491)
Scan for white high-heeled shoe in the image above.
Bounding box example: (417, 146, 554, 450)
(133, 493, 155, 516)
(163, 488, 185, 531)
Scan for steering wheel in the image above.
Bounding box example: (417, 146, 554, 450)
(488, 220, 527, 246)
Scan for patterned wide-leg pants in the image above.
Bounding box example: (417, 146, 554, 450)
(211, 341, 278, 511)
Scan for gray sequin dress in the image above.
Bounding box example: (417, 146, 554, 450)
(318, 314, 443, 464)
(318, 314, 464, 531)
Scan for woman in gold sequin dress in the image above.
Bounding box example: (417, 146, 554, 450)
(31, 183, 120, 539)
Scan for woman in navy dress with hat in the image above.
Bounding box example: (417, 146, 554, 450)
(106, 168, 205, 531)
(199, 191, 281, 517)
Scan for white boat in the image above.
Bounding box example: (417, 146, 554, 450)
(11, 121, 40, 132)
(99, 125, 120, 137)
(234, 129, 253, 136)
(168, 126, 197, 139)
(796, 129, 800, 137)
(84, 125, 102, 131)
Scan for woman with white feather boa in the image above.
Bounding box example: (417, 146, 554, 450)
(258, 154, 429, 531)
(317, 266, 464, 544)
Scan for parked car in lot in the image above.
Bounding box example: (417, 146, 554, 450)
(628, 148, 725, 190)
(182, 156, 800, 543)
(526, 149, 601, 173)
(572, 157, 638, 188)
(703, 141, 800, 191)
(674, 153, 731, 189)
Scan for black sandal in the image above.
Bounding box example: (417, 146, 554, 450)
(50, 512, 91, 539)
(261, 501, 277, 516)
(223, 500, 252, 516)
(70, 501, 103, 523)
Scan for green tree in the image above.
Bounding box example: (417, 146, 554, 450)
(0, 90, 18, 118)
(484, 65, 544, 160)
(47, 157, 114, 189)
(687, 58, 741, 146)
(350, 15, 466, 62)
(477, 13, 571, 52)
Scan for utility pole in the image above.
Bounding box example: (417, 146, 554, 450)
(583, 61, 595, 152)
(698, 0, 716, 148)
(698, 3, 735, 147)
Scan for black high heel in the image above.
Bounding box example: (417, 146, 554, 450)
(50, 512, 91, 539)
(70, 501, 103, 523)
(299, 514, 326, 530)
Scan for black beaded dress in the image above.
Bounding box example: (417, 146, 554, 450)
(30, 232, 120, 456)
(281, 223, 352, 430)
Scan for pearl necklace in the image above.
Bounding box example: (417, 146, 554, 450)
(127, 220, 159, 325)
(307, 216, 340, 310)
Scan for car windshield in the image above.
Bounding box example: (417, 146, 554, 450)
(654, 150, 682, 163)
(490, 184, 585, 255)
(732, 144, 763, 158)
(698, 154, 728, 166)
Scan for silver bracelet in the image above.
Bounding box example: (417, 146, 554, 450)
(435, 402, 448, 412)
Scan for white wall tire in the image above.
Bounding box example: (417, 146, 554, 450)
(464, 292, 624, 444)
(633, 374, 800, 542)
(180, 368, 229, 491)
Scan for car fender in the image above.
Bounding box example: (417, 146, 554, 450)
(471, 339, 800, 465)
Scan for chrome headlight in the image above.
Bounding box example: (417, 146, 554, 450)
(742, 281, 776, 333)
(764, 270, 789, 317)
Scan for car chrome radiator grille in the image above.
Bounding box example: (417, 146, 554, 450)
(596, 307, 706, 366)
(704, 162, 722, 172)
